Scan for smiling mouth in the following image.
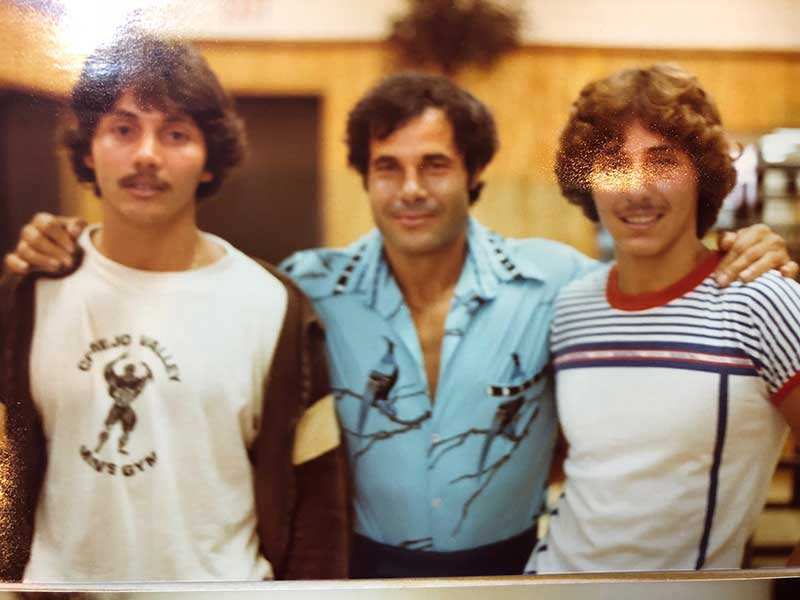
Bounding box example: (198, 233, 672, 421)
(618, 212, 664, 227)
(393, 212, 435, 226)
(121, 179, 169, 198)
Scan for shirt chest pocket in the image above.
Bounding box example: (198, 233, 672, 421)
(479, 355, 551, 434)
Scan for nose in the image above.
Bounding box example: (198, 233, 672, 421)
(399, 168, 427, 203)
(133, 131, 163, 173)
(618, 163, 652, 198)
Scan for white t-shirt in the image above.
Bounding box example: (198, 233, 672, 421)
(529, 253, 800, 573)
(24, 227, 287, 582)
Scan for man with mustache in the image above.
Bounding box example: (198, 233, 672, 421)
(527, 64, 800, 573)
(6, 72, 797, 578)
(0, 34, 349, 581)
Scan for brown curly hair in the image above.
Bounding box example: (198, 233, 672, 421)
(346, 72, 498, 204)
(556, 63, 736, 237)
(64, 32, 246, 200)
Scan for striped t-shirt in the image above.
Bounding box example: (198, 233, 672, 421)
(529, 252, 800, 573)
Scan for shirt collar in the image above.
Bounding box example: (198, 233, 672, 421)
(334, 218, 546, 318)
(466, 218, 546, 289)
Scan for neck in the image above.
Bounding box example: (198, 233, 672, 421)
(615, 240, 711, 295)
(94, 209, 221, 271)
(385, 236, 467, 310)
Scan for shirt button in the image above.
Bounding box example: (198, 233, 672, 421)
(431, 433, 441, 444)
(432, 498, 442, 509)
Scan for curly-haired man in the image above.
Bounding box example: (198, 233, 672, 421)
(528, 64, 800, 573)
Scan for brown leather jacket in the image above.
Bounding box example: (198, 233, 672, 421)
(0, 258, 350, 581)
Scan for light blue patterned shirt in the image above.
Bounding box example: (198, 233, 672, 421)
(281, 218, 597, 551)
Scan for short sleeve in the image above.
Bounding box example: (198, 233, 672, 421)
(738, 272, 800, 404)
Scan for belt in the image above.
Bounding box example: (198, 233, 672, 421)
(350, 527, 537, 578)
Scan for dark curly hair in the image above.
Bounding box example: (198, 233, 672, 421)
(556, 63, 736, 237)
(64, 32, 246, 200)
(346, 72, 498, 204)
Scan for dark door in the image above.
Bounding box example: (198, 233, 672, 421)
(0, 91, 63, 254)
(198, 96, 322, 264)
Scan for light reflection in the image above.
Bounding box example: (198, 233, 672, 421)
(761, 128, 800, 165)
(53, 0, 168, 56)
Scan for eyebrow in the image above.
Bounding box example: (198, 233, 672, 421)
(371, 152, 454, 164)
(107, 109, 137, 120)
(646, 144, 679, 153)
(371, 155, 400, 166)
(599, 143, 679, 157)
(421, 153, 453, 162)
(106, 109, 194, 125)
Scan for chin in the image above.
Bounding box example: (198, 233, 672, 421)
(615, 238, 670, 259)
(117, 208, 177, 230)
(390, 236, 449, 257)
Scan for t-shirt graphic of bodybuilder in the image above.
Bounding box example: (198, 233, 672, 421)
(95, 353, 153, 454)
(77, 334, 180, 478)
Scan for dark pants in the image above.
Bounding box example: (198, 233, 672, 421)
(349, 527, 537, 578)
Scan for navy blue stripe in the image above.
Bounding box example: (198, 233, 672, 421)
(553, 324, 761, 344)
(555, 304, 754, 329)
(553, 342, 769, 382)
(552, 340, 751, 358)
(555, 295, 753, 318)
(555, 316, 754, 338)
(556, 301, 753, 323)
(551, 323, 761, 352)
(739, 289, 793, 379)
(696, 374, 728, 569)
(553, 321, 761, 347)
(767, 278, 800, 321)
(564, 293, 758, 320)
(552, 337, 765, 369)
(556, 284, 729, 307)
(747, 280, 800, 368)
(747, 280, 800, 349)
(556, 359, 756, 376)
(559, 284, 727, 305)
(554, 305, 615, 320)
(763, 275, 800, 313)
(553, 330, 764, 357)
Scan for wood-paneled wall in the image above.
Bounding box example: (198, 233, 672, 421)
(2, 2, 799, 256)
(190, 42, 800, 257)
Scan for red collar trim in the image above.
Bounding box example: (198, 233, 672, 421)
(606, 251, 722, 311)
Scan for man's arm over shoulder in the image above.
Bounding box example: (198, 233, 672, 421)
(3, 213, 85, 275)
(252, 263, 351, 579)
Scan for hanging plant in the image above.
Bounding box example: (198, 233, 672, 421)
(388, 0, 523, 76)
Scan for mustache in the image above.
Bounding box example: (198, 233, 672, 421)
(118, 173, 171, 191)
(386, 200, 439, 218)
